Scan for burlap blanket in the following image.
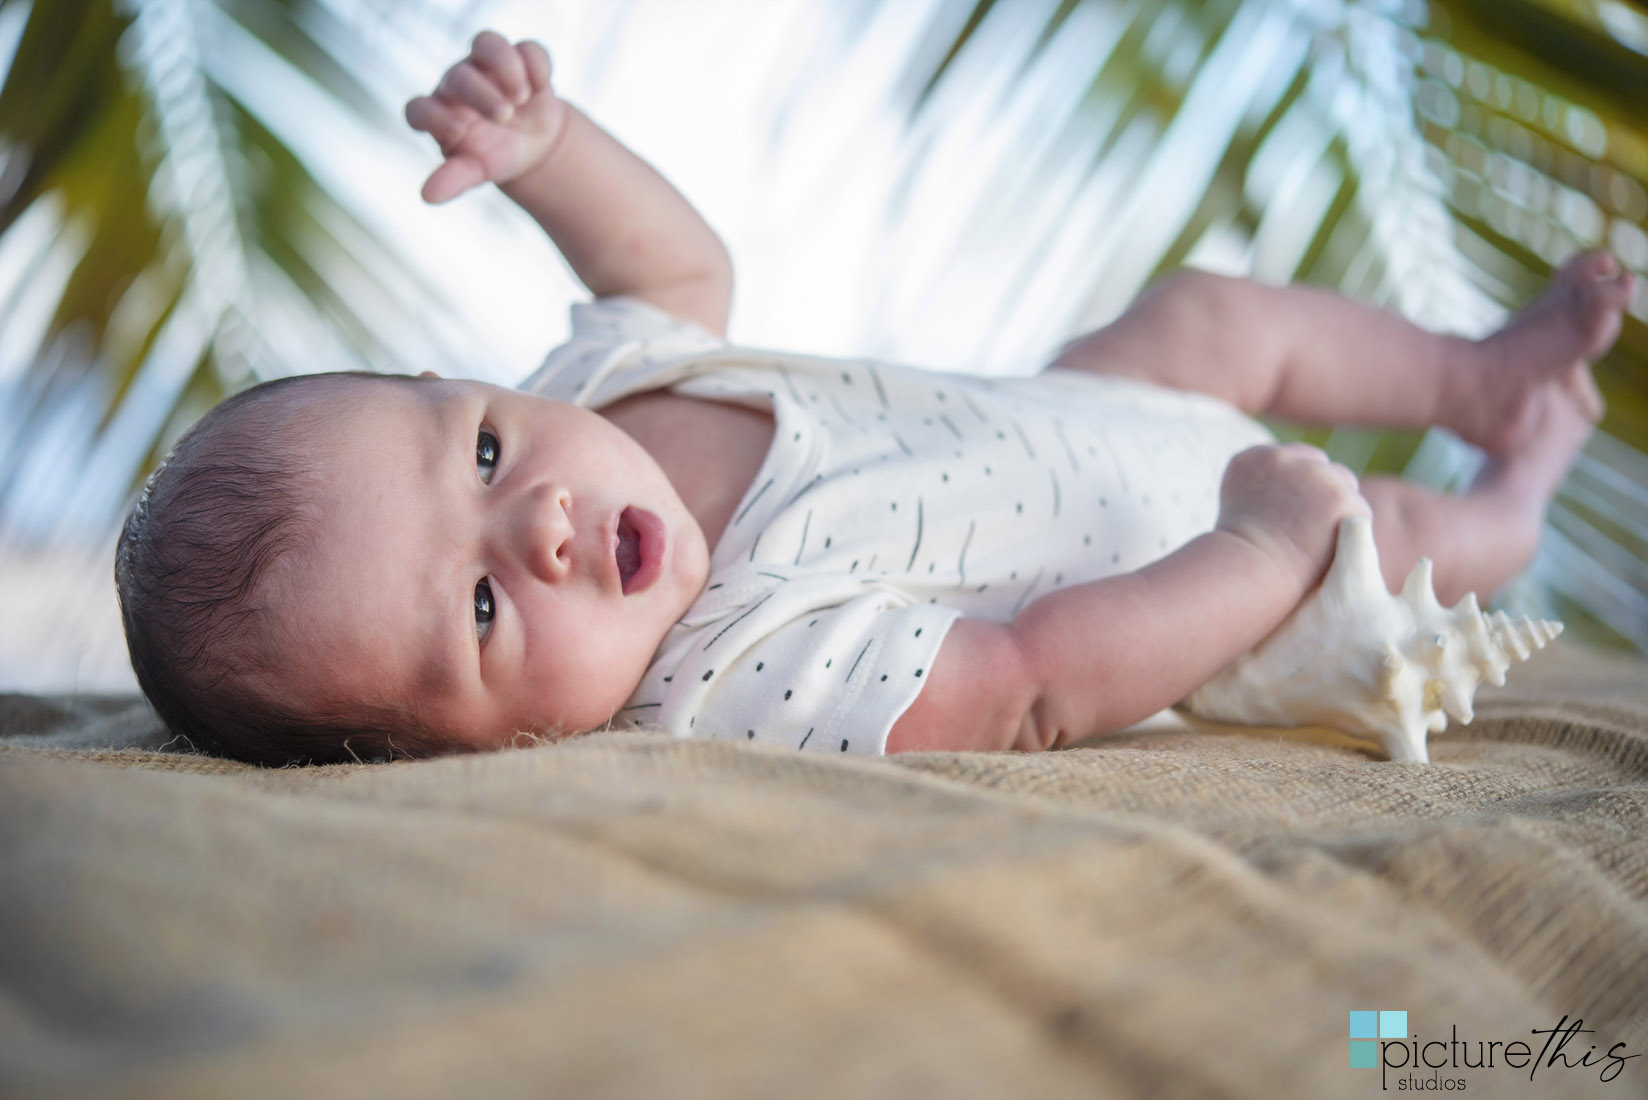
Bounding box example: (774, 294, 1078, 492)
(3, 642, 1646, 1099)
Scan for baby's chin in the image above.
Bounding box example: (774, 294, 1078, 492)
(444, 688, 650, 755)
(430, 725, 576, 756)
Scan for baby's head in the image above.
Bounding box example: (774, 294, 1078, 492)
(116, 371, 710, 766)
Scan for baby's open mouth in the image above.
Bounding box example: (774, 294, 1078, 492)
(616, 510, 641, 589)
(615, 506, 665, 595)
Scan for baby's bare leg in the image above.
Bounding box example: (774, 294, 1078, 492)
(1051, 258, 1622, 439)
(1358, 477, 1539, 604)
(1053, 252, 1633, 600)
(1050, 269, 1486, 433)
(1360, 345, 1603, 604)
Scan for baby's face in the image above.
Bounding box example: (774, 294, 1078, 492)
(265, 375, 709, 750)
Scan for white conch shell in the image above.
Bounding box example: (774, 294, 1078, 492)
(1178, 516, 1561, 763)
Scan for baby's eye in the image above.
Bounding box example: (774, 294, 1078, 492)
(476, 428, 501, 484)
(474, 579, 495, 640)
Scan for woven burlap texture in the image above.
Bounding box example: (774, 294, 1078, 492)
(3, 642, 1646, 1099)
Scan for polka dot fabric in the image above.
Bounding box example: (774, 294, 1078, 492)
(520, 297, 1274, 754)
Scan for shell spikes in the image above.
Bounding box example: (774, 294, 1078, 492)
(1178, 516, 1562, 763)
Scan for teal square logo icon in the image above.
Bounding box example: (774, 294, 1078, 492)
(1350, 1010, 1405, 1070)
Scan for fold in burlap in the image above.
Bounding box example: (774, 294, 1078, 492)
(3, 641, 1646, 1099)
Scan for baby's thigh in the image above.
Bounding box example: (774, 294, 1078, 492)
(1046, 274, 1275, 410)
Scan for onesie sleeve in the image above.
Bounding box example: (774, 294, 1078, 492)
(517, 295, 727, 405)
(626, 581, 960, 756)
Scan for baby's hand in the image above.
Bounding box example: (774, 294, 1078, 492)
(405, 31, 568, 203)
(1215, 443, 1371, 588)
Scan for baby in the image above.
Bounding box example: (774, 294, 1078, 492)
(115, 33, 1634, 767)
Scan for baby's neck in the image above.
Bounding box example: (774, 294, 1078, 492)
(602, 390, 775, 553)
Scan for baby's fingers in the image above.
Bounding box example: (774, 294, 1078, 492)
(518, 40, 553, 95)
(405, 95, 477, 150)
(421, 155, 488, 204)
(1273, 441, 1330, 463)
(469, 30, 535, 106)
(437, 59, 514, 123)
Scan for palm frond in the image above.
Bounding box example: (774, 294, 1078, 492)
(0, 0, 476, 544)
(872, 0, 1645, 650)
(2, 0, 1645, 689)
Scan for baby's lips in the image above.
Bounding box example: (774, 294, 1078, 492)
(616, 507, 666, 596)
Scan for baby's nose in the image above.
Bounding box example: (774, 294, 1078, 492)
(513, 484, 573, 582)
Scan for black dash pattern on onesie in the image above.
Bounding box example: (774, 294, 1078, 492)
(522, 296, 1273, 755)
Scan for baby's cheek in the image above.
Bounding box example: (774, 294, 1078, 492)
(515, 649, 641, 735)
(524, 595, 670, 733)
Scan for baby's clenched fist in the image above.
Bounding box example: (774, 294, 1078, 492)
(406, 31, 568, 203)
(1215, 442, 1370, 590)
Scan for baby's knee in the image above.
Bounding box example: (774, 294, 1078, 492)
(1361, 478, 1433, 594)
(1137, 268, 1236, 329)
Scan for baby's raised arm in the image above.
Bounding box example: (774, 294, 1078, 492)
(406, 32, 733, 335)
(887, 444, 1370, 752)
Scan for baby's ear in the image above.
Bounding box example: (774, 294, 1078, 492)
(419, 370, 441, 380)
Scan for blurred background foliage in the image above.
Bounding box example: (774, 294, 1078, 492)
(0, 0, 1644, 691)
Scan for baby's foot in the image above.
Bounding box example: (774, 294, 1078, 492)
(1466, 378, 1595, 548)
(1467, 249, 1633, 458)
(1456, 251, 1634, 556)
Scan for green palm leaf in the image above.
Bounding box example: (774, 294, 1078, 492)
(0, 0, 466, 539)
(1, 0, 1644, 691)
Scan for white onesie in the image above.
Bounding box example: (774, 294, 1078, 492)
(520, 297, 1274, 755)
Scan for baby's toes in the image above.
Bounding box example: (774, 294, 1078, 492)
(1600, 266, 1635, 308)
(1577, 277, 1630, 358)
(1557, 248, 1619, 290)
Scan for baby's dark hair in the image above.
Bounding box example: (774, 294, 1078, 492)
(115, 371, 440, 767)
